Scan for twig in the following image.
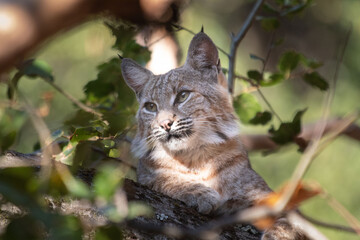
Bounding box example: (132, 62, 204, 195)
(257, 88, 282, 122)
(17, 90, 54, 183)
(315, 113, 358, 157)
(42, 78, 103, 117)
(298, 211, 359, 234)
(239, 117, 360, 151)
(333, 24, 352, 91)
(235, 74, 282, 122)
(228, 0, 265, 94)
(260, 31, 276, 75)
(171, 24, 230, 58)
(322, 191, 360, 235)
(274, 25, 353, 213)
(17, 90, 91, 198)
(287, 211, 328, 240)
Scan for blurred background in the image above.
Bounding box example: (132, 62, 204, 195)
(0, 0, 359, 239)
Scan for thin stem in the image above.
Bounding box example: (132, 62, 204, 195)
(261, 31, 276, 74)
(228, 0, 265, 94)
(257, 88, 282, 122)
(298, 211, 360, 234)
(235, 74, 282, 122)
(42, 78, 103, 117)
(274, 25, 353, 212)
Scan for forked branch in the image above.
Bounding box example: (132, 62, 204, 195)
(227, 0, 265, 94)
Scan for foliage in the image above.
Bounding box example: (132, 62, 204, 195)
(0, 1, 355, 239)
(0, 21, 151, 239)
(234, 0, 329, 147)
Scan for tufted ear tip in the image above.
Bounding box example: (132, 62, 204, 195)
(121, 58, 153, 94)
(117, 54, 124, 60)
(185, 32, 219, 71)
(200, 25, 204, 33)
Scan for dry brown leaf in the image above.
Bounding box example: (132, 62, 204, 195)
(258, 182, 321, 210)
(253, 182, 322, 229)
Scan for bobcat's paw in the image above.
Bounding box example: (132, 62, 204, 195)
(180, 188, 221, 214)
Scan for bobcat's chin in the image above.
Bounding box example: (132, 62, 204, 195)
(161, 131, 195, 152)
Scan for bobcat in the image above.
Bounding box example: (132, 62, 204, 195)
(121, 31, 306, 239)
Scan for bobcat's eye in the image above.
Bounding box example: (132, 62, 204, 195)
(176, 91, 190, 104)
(144, 102, 157, 112)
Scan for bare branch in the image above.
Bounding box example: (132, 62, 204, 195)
(42, 78, 103, 117)
(298, 211, 360, 234)
(240, 117, 360, 151)
(228, 0, 265, 94)
(287, 212, 328, 240)
(322, 191, 360, 235)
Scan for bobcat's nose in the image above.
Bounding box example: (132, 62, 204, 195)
(160, 119, 173, 132)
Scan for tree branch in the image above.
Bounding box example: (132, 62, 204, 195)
(0, 0, 180, 74)
(228, 0, 265, 94)
(239, 117, 360, 151)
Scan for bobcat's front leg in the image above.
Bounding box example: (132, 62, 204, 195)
(140, 171, 221, 214)
(179, 182, 221, 214)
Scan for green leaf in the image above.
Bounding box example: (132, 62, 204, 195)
(94, 164, 124, 201)
(260, 72, 284, 86)
(300, 56, 323, 69)
(84, 58, 136, 109)
(102, 139, 115, 149)
(260, 17, 280, 31)
(65, 110, 96, 128)
(109, 148, 121, 158)
(247, 70, 263, 82)
(7, 72, 22, 100)
(0, 109, 27, 152)
(19, 59, 54, 81)
(278, 50, 301, 73)
(302, 72, 329, 91)
(269, 109, 307, 144)
(105, 22, 151, 65)
(70, 127, 101, 143)
(66, 178, 91, 198)
(7, 59, 54, 99)
(55, 142, 77, 165)
(249, 111, 272, 125)
(233, 93, 262, 124)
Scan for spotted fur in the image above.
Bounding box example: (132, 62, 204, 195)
(121, 32, 306, 239)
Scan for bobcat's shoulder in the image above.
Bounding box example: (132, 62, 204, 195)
(121, 32, 307, 240)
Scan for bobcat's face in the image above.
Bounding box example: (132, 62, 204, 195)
(121, 32, 239, 157)
(137, 68, 234, 153)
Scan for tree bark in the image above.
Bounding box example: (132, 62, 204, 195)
(0, 151, 261, 239)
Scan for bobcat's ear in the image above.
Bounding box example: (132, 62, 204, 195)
(121, 58, 153, 94)
(185, 32, 219, 73)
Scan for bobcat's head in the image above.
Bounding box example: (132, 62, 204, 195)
(121, 32, 239, 159)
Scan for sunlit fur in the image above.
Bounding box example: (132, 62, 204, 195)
(121, 32, 306, 240)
